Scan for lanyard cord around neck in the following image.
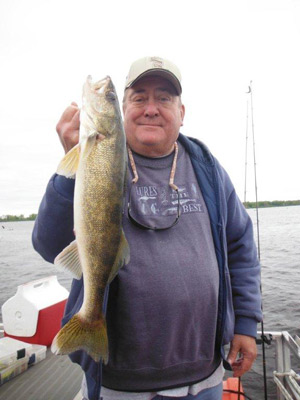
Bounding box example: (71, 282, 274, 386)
(127, 142, 179, 191)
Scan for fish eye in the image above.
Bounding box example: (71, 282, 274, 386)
(106, 91, 116, 101)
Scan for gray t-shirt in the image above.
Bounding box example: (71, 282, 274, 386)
(102, 142, 220, 392)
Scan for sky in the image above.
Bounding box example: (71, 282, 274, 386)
(1, 0, 300, 216)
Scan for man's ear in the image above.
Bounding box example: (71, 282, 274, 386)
(180, 104, 185, 126)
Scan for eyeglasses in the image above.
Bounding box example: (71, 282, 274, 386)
(127, 182, 181, 231)
(127, 142, 181, 231)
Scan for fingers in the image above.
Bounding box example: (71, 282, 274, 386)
(69, 108, 80, 133)
(56, 102, 80, 154)
(227, 334, 257, 377)
(230, 353, 255, 377)
(59, 102, 79, 123)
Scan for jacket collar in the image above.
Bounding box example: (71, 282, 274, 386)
(178, 133, 215, 166)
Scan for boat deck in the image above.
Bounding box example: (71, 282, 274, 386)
(0, 349, 83, 400)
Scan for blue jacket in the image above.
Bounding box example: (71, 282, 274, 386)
(32, 134, 262, 400)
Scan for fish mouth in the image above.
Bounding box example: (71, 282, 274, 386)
(85, 75, 114, 95)
(87, 75, 111, 94)
(88, 76, 117, 103)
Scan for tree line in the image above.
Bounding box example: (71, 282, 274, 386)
(1, 200, 300, 221)
(0, 214, 37, 222)
(243, 200, 300, 209)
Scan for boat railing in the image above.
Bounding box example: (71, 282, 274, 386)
(259, 331, 300, 400)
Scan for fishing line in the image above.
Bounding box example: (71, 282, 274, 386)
(246, 81, 268, 400)
(244, 98, 249, 204)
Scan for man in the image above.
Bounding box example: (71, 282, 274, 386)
(32, 56, 262, 400)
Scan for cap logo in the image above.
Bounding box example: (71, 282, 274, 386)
(125, 56, 182, 94)
(150, 57, 163, 68)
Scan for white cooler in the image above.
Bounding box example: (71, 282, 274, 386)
(2, 276, 69, 346)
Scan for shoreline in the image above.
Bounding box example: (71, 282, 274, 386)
(1, 201, 300, 222)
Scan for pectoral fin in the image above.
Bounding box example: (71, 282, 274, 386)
(108, 230, 130, 284)
(54, 240, 82, 279)
(56, 144, 80, 178)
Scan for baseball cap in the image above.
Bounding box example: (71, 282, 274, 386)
(124, 56, 182, 95)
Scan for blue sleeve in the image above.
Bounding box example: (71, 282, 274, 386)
(32, 174, 75, 263)
(213, 158, 262, 338)
(224, 179, 262, 336)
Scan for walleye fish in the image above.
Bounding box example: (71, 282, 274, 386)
(51, 75, 129, 363)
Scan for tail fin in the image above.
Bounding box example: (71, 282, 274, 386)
(51, 313, 108, 363)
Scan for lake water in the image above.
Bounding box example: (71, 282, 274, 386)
(0, 206, 299, 399)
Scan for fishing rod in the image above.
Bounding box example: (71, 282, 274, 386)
(244, 94, 249, 204)
(249, 81, 261, 258)
(245, 81, 269, 400)
(224, 81, 270, 400)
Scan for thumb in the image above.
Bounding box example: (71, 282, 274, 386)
(227, 342, 239, 365)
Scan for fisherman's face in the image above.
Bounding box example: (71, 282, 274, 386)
(123, 76, 185, 157)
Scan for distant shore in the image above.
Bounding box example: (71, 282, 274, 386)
(0, 214, 37, 222)
(1, 200, 300, 222)
(243, 200, 300, 209)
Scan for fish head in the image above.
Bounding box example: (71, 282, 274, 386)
(81, 75, 122, 139)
